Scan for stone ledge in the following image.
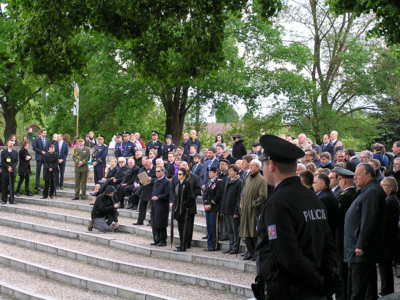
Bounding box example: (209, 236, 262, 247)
(0, 233, 252, 298)
(0, 217, 255, 273)
(0, 280, 56, 300)
(0, 254, 176, 300)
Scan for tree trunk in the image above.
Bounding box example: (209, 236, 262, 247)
(2, 106, 18, 141)
(162, 86, 189, 145)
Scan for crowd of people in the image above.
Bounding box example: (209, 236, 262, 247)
(1, 127, 400, 299)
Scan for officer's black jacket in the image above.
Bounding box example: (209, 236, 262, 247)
(256, 176, 337, 298)
(92, 144, 108, 166)
(114, 165, 129, 184)
(145, 140, 163, 157)
(203, 178, 220, 211)
(161, 143, 176, 161)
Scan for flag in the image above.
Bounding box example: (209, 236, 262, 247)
(72, 82, 79, 116)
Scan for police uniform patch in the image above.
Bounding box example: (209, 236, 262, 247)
(268, 224, 277, 240)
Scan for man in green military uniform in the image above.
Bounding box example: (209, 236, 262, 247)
(72, 138, 91, 200)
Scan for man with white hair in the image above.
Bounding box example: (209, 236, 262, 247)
(359, 150, 372, 164)
(239, 159, 268, 261)
(329, 130, 343, 157)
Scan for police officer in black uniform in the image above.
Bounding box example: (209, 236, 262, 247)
(1, 140, 18, 204)
(92, 136, 108, 184)
(254, 134, 338, 300)
(146, 131, 163, 158)
(161, 134, 176, 161)
(120, 132, 136, 159)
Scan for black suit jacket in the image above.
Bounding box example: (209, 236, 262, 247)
(317, 189, 339, 237)
(32, 137, 50, 161)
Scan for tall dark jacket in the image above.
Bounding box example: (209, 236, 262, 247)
(187, 138, 201, 153)
(346, 157, 360, 172)
(335, 186, 357, 261)
(256, 176, 337, 299)
(344, 181, 386, 263)
(18, 148, 32, 176)
(382, 193, 400, 258)
(113, 165, 129, 184)
(91, 193, 117, 219)
(220, 177, 242, 215)
(138, 167, 156, 201)
(170, 174, 200, 216)
(317, 189, 339, 237)
(151, 177, 170, 229)
(32, 136, 50, 161)
(105, 166, 118, 179)
(145, 140, 163, 157)
(232, 140, 246, 160)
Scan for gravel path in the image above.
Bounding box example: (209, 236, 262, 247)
(0, 225, 253, 286)
(0, 265, 121, 300)
(0, 242, 246, 300)
(0, 209, 251, 262)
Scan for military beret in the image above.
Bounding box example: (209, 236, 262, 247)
(333, 167, 354, 178)
(105, 186, 116, 194)
(259, 134, 304, 163)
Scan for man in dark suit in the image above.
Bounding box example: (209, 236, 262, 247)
(345, 149, 360, 172)
(92, 136, 108, 184)
(32, 129, 50, 191)
(1, 139, 18, 204)
(55, 133, 69, 189)
(344, 163, 386, 300)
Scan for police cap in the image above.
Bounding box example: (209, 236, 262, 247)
(259, 134, 304, 163)
(165, 134, 172, 140)
(333, 167, 354, 178)
(152, 130, 159, 136)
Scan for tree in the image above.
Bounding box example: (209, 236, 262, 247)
(0, 6, 43, 140)
(329, 0, 400, 44)
(215, 102, 240, 123)
(245, 0, 381, 142)
(8, 0, 282, 144)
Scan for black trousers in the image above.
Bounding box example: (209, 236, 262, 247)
(35, 159, 43, 189)
(336, 261, 348, 300)
(348, 262, 377, 300)
(16, 174, 30, 194)
(177, 213, 195, 250)
(116, 185, 135, 208)
(58, 161, 66, 188)
(137, 197, 151, 224)
(152, 227, 167, 244)
(378, 252, 395, 296)
(43, 169, 56, 198)
(226, 215, 240, 251)
(1, 171, 15, 203)
(94, 164, 105, 184)
(245, 237, 257, 257)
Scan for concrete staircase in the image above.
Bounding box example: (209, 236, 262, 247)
(0, 183, 255, 300)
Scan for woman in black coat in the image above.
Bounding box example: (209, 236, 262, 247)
(172, 167, 196, 252)
(16, 141, 33, 196)
(220, 165, 242, 254)
(379, 176, 400, 296)
(232, 135, 247, 160)
(150, 166, 170, 246)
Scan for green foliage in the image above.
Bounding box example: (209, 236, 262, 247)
(215, 102, 240, 123)
(329, 0, 400, 44)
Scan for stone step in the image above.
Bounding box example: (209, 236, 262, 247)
(0, 213, 255, 274)
(0, 202, 246, 252)
(15, 195, 207, 231)
(0, 232, 252, 298)
(0, 241, 246, 300)
(0, 263, 127, 300)
(0, 280, 55, 300)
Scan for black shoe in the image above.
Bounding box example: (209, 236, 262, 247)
(157, 242, 167, 247)
(1, 201, 7, 205)
(174, 247, 185, 252)
(219, 237, 229, 241)
(40, 196, 48, 199)
(202, 235, 208, 239)
(222, 248, 232, 254)
(150, 242, 159, 246)
(49, 196, 53, 199)
(59, 186, 64, 190)
(26, 192, 33, 196)
(72, 197, 79, 200)
(88, 221, 93, 231)
(133, 222, 143, 225)
(243, 254, 253, 260)
(241, 252, 248, 257)
(9, 200, 15, 204)
(229, 249, 240, 254)
(251, 257, 256, 261)
(89, 192, 97, 196)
